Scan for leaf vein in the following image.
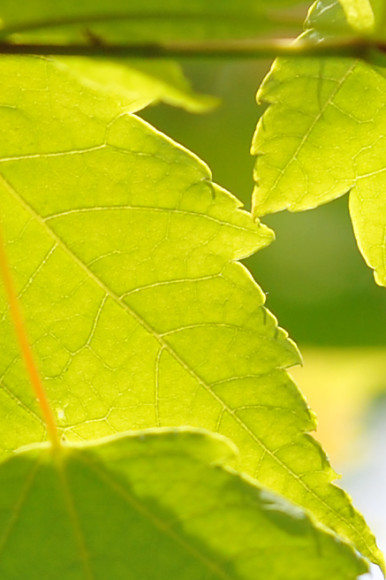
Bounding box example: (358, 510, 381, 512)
(44, 205, 256, 234)
(82, 454, 238, 580)
(0, 169, 373, 556)
(258, 62, 356, 207)
(0, 456, 42, 558)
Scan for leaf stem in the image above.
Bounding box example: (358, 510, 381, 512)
(0, 221, 61, 451)
(0, 37, 377, 59)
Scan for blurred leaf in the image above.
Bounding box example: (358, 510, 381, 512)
(0, 429, 367, 579)
(58, 57, 218, 112)
(337, 0, 375, 31)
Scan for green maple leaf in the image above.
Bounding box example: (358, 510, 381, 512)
(0, 429, 367, 579)
(252, 1, 386, 287)
(0, 54, 382, 569)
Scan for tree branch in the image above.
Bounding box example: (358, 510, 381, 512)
(0, 37, 378, 59)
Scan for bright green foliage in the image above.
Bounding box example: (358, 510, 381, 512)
(0, 429, 367, 580)
(0, 54, 382, 571)
(337, 0, 375, 30)
(308, 0, 383, 33)
(252, 46, 386, 286)
(0, 54, 271, 452)
(252, 0, 386, 287)
(0, 1, 384, 577)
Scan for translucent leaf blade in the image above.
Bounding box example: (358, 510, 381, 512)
(0, 55, 381, 567)
(0, 54, 275, 455)
(0, 429, 367, 579)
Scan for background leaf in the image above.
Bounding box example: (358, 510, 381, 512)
(0, 54, 382, 567)
(252, 34, 386, 286)
(0, 429, 368, 579)
(337, 0, 375, 31)
(57, 58, 218, 113)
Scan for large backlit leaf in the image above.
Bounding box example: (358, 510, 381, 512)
(0, 429, 367, 579)
(0, 55, 382, 567)
(0, 0, 309, 44)
(252, 20, 386, 286)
